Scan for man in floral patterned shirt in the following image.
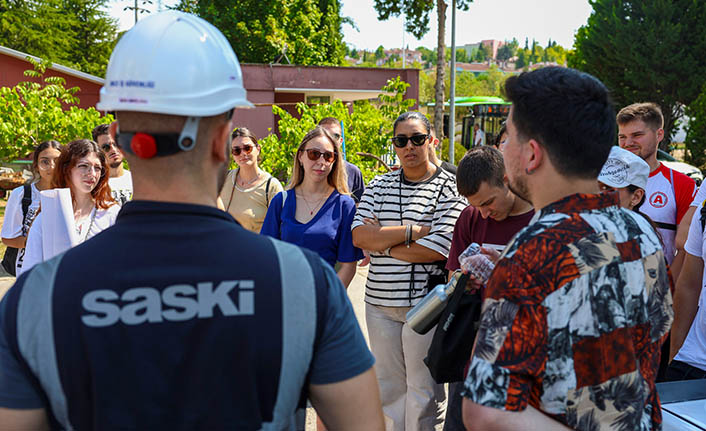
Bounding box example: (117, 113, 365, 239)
(461, 67, 673, 431)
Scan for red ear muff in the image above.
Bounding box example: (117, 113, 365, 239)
(131, 133, 157, 159)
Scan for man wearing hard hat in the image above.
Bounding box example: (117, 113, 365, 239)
(0, 11, 384, 430)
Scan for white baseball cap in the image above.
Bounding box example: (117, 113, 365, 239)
(598, 146, 650, 189)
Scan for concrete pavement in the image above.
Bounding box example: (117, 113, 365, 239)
(0, 275, 13, 299)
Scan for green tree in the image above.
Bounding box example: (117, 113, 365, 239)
(515, 49, 527, 69)
(684, 83, 706, 170)
(0, 0, 118, 77)
(496, 41, 515, 62)
(62, 0, 119, 76)
(417, 46, 436, 66)
(419, 69, 436, 104)
(174, 0, 347, 65)
(474, 44, 488, 62)
(545, 44, 567, 65)
(375, 45, 385, 60)
(374, 0, 473, 138)
(570, 0, 706, 147)
(447, 66, 507, 99)
(258, 77, 415, 183)
(0, 59, 112, 161)
(455, 48, 468, 63)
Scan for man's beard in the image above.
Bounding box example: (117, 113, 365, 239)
(642, 147, 656, 163)
(507, 175, 532, 207)
(109, 160, 122, 169)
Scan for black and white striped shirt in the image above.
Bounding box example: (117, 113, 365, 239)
(353, 167, 466, 306)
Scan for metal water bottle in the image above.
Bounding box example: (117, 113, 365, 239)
(406, 271, 463, 335)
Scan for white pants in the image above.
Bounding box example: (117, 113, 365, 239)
(366, 303, 446, 431)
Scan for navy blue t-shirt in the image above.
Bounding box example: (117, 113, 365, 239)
(0, 201, 373, 430)
(345, 161, 365, 203)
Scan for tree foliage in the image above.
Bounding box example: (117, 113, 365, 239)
(0, 0, 118, 77)
(0, 59, 112, 161)
(684, 83, 706, 170)
(569, 0, 706, 147)
(173, 0, 347, 65)
(474, 44, 489, 62)
(496, 39, 518, 62)
(257, 77, 415, 183)
(419, 66, 509, 105)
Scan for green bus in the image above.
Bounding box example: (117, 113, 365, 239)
(428, 96, 511, 148)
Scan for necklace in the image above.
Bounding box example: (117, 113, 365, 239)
(298, 191, 329, 215)
(75, 206, 97, 243)
(404, 168, 433, 183)
(237, 169, 261, 188)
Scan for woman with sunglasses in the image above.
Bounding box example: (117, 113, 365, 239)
(219, 127, 283, 233)
(351, 111, 466, 430)
(1, 141, 62, 275)
(261, 126, 363, 288)
(21, 139, 119, 275)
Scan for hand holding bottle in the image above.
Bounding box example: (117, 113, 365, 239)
(458, 243, 497, 290)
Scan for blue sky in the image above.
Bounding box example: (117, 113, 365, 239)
(109, 0, 593, 50)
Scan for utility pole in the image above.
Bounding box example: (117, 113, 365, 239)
(124, 0, 153, 25)
(402, 21, 406, 68)
(449, 0, 457, 164)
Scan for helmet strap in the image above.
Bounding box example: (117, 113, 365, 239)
(178, 116, 199, 151)
(115, 116, 201, 159)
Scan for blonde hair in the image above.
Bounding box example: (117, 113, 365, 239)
(287, 126, 349, 194)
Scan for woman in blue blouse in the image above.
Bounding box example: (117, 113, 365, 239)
(261, 126, 363, 287)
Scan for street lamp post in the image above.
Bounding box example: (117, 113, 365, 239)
(449, 0, 457, 164)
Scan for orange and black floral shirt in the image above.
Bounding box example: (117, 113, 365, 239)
(462, 193, 673, 431)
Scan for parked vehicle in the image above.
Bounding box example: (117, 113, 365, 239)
(658, 149, 703, 185)
(658, 380, 706, 430)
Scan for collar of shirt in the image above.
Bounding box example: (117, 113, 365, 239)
(540, 192, 620, 217)
(116, 200, 236, 224)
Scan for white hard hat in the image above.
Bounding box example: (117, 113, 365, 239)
(598, 146, 650, 190)
(97, 11, 252, 116)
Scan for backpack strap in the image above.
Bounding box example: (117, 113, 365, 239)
(265, 176, 273, 206)
(20, 183, 32, 234)
(21, 184, 32, 220)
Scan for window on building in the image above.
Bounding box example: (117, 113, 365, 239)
(306, 95, 331, 104)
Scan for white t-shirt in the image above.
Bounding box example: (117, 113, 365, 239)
(691, 183, 706, 208)
(474, 129, 485, 147)
(0, 183, 41, 274)
(641, 164, 697, 264)
(108, 170, 133, 206)
(673, 198, 706, 371)
(21, 204, 120, 275)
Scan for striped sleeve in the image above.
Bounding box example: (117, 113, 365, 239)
(351, 177, 379, 230)
(416, 175, 466, 257)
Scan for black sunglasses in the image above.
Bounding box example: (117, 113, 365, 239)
(392, 134, 429, 148)
(305, 148, 335, 162)
(232, 144, 254, 156)
(100, 142, 117, 152)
